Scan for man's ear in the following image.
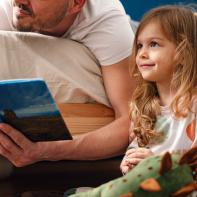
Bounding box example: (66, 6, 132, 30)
(68, 0, 86, 14)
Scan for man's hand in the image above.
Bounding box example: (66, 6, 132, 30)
(120, 148, 153, 174)
(0, 56, 136, 166)
(0, 123, 42, 167)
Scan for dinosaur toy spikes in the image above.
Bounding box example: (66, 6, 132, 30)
(69, 146, 197, 197)
(139, 178, 161, 192)
(120, 193, 133, 197)
(171, 182, 197, 197)
(159, 152, 172, 175)
(179, 146, 197, 182)
(179, 146, 197, 168)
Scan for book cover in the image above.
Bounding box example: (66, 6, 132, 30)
(0, 78, 72, 142)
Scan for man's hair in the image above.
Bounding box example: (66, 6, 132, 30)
(129, 5, 197, 147)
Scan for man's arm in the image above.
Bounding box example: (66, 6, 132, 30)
(0, 57, 136, 167)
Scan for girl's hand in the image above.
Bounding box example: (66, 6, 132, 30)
(120, 148, 154, 174)
(120, 155, 131, 175)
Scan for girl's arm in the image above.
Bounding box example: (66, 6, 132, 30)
(120, 124, 154, 174)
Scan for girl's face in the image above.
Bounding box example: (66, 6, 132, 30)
(136, 21, 176, 86)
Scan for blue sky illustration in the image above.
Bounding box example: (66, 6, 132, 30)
(0, 79, 60, 122)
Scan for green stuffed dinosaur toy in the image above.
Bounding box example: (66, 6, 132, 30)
(69, 146, 197, 197)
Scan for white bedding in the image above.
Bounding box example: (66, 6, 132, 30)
(0, 31, 110, 107)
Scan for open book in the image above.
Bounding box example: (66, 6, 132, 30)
(0, 78, 72, 142)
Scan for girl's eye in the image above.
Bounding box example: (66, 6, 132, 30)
(150, 41, 158, 47)
(137, 43, 142, 50)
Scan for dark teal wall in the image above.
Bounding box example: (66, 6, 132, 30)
(120, 0, 197, 21)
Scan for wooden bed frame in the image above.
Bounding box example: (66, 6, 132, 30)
(58, 103, 114, 135)
(0, 103, 122, 196)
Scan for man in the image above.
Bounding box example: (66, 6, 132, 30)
(0, 0, 135, 167)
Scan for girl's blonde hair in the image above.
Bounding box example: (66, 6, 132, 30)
(130, 5, 197, 147)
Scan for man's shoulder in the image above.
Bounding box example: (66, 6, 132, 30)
(82, 0, 126, 18)
(63, 0, 134, 65)
(67, 0, 131, 40)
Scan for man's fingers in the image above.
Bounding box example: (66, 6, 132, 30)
(0, 124, 40, 167)
(0, 123, 31, 149)
(0, 142, 18, 166)
(0, 131, 21, 153)
(0, 142, 24, 167)
(0, 142, 12, 158)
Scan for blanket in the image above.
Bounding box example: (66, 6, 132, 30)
(0, 31, 110, 106)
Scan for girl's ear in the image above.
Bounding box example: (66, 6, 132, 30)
(68, 0, 86, 14)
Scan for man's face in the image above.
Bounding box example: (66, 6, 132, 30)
(12, 0, 70, 33)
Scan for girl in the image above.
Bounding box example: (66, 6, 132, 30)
(121, 5, 197, 174)
(64, 5, 197, 196)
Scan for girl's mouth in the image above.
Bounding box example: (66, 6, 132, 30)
(140, 64, 155, 68)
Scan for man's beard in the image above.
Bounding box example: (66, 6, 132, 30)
(12, 18, 34, 32)
(12, 9, 68, 34)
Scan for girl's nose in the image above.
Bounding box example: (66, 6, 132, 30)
(138, 48, 148, 59)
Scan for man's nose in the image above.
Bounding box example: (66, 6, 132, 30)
(13, 0, 30, 5)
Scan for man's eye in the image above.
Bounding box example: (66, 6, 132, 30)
(150, 41, 158, 47)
